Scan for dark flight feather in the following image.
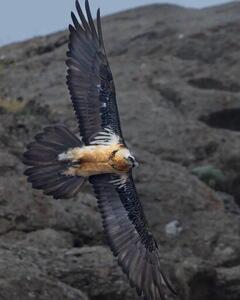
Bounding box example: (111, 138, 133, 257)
(67, 0, 123, 144)
(90, 174, 177, 300)
(85, 0, 98, 40)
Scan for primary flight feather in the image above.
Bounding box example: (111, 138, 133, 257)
(23, 1, 177, 299)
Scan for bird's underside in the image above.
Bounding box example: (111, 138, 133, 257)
(58, 129, 132, 178)
(60, 143, 128, 177)
(23, 1, 177, 299)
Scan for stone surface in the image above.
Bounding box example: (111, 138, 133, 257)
(0, 2, 240, 300)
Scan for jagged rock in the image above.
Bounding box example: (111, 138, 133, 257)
(0, 2, 240, 300)
(46, 246, 139, 300)
(0, 278, 88, 300)
(0, 246, 89, 300)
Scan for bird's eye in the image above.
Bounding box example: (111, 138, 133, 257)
(128, 156, 134, 163)
(127, 155, 139, 168)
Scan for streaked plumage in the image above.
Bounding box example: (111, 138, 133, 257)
(23, 1, 177, 299)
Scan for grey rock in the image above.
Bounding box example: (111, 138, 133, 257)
(0, 2, 240, 300)
(0, 246, 88, 300)
(165, 220, 183, 237)
(14, 228, 74, 250)
(46, 246, 139, 300)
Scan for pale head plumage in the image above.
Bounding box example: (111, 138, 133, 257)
(116, 148, 138, 168)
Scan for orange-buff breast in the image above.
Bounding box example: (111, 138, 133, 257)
(63, 144, 130, 177)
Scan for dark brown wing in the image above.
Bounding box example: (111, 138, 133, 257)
(90, 174, 177, 300)
(67, 0, 123, 144)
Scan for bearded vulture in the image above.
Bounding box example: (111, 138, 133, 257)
(23, 1, 177, 299)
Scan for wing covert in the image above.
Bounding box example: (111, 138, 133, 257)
(90, 174, 177, 300)
(67, 0, 123, 144)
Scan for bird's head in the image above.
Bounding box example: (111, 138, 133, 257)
(111, 147, 139, 171)
(125, 153, 139, 168)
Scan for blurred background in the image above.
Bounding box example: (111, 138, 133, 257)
(0, 1, 240, 300)
(0, 0, 234, 46)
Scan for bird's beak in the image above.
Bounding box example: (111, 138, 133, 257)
(134, 160, 139, 168)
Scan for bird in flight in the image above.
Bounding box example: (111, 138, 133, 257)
(23, 1, 177, 299)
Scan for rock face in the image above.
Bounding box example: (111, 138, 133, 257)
(0, 2, 240, 300)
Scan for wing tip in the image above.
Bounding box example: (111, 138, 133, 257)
(85, 0, 90, 11)
(75, 0, 80, 9)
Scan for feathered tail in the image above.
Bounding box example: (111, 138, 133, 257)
(23, 125, 85, 199)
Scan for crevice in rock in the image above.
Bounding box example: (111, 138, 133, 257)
(189, 271, 217, 300)
(219, 256, 240, 268)
(188, 77, 240, 92)
(25, 35, 68, 58)
(199, 109, 240, 131)
(109, 47, 128, 57)
(91, 293, 126, 300)
(158, 86, 182, 107)
(228, 175, 240, 208)
(72, 233, 103, 248)
(129, 30, 160, 42)
(146, 77, 182, 109)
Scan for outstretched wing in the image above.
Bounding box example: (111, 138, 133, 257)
(67, 0, 123, 144)
(90, 174, 177, 300)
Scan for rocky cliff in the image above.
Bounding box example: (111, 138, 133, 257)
(0, 2, 240, 300)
